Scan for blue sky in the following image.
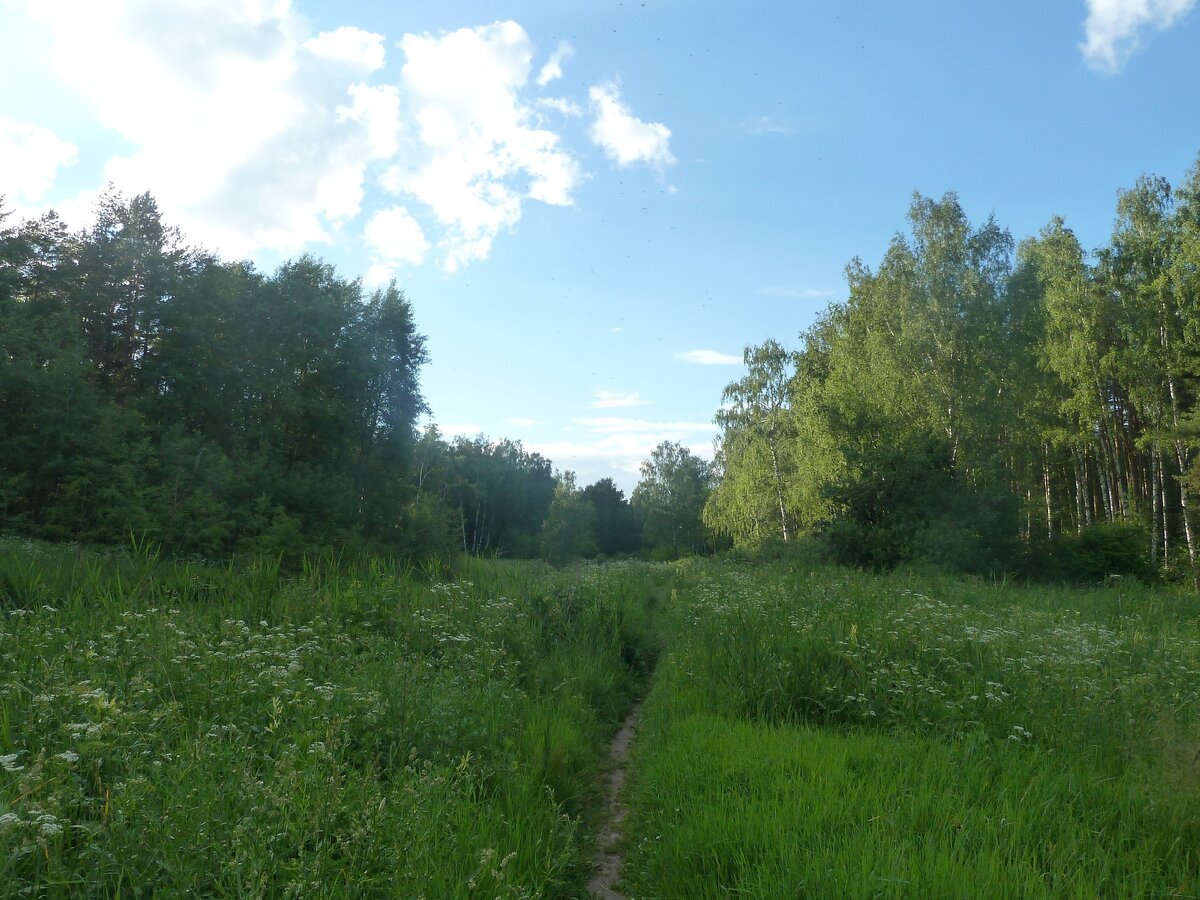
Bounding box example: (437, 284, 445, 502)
(2, 0, 1199, 492)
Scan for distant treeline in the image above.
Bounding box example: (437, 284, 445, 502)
(0, 189, 715, 564)
(706, 157, 1200, 585)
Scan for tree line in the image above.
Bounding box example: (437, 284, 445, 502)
(706, 157, 1200, 585)
(17, 161, 1192, 584)
(1, 189, 716, 564)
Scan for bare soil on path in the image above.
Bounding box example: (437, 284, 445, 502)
(586, 702, 642, 899)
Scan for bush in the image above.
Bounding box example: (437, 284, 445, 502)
(1055, 522, 1155, 584)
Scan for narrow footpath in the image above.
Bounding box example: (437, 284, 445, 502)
(587, 702, 642, 899)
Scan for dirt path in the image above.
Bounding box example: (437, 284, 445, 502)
(587, 702, 642, 899)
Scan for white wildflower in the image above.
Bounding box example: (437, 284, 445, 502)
(36, 815, 63, 837)
(0, 753, 23, 772)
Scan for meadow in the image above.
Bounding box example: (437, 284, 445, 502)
(0, 539, 666, 897)
(3, 540, 1200, 898)
(623, 562, 1200, 898)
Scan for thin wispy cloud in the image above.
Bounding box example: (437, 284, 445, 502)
(530, 416, 715, 482)
(578, 417, 712, 434)
(536, 40, 574, 87)
(510, 417, 537, 426)
(758, 285, 832, 299)
(741, 115, 794, 135)
(1081, 0, 1196, 71)
(677, 349, 743, 365)
(538, 97, 584, 117)
(590, 390, 649, 409)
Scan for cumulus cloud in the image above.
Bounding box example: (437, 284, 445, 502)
(535, 40, 573, 87)
(23, 0, 401, 256)
(677, 349, 743, 365)
(304, 25, 387, 72)
(0, 118, 77, 206)
(12, 7, 671, 271)
(590, 390, 649, 409)
(363, 206, 429, 282)
(588, 81, 675, 171)
(386, 21, 583, 271)
(1081, 0, 1196, 71)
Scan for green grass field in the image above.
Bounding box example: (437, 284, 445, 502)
(0, 539, 666, 897)
(3, 542, 1199, 897)
(623, 562, 1200, 898)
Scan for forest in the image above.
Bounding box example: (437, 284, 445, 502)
(6, 160, 1200, 587)
(0, 189, 714, 567)
(708, 161, 1200, 587)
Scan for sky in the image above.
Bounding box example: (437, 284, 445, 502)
(2, 0, 1199, 494)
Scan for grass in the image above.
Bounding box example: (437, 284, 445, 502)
(5, 539, 1200, 897)
(0, 538, 668, 897)
(623, 561, 1200, 898)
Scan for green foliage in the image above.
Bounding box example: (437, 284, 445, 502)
(707, 165, 1200, 586)
(821, 434, 1019, 573)
(0, 539, 667, 896)
(581, 477, 640, 556)
(540, 474, 599, 564)
(0, 191, 431, 562)
(632, 441, 714, 558)
(417, 433, 557, 556)
(1053, 522, 1157, 584)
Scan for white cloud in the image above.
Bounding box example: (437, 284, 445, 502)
(529, 416, 715, 486)
(363, 206, 428, 282)
(510, 416, 537, 426)
(742, 115, 794, 135)
(12, 8, 670, 272)
(758, 285, 832, 299)
(304, 26, 387, 72)
(24, 0, 401, 256)
(535, 40, 573, 87)
(538, 97, 584, 117)
(0, 118, 77, 206)
(588, 81, 675, 171)
(1081, 0, 1196, 71)
(677, 349, 743, 365)
(590, 390, 649, 409)
(578, 417, 713, 434)
(439, 422, 484, 437)
(388, 21, 584, 271)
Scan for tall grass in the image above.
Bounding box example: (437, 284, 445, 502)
(0, 538, 668, 896)
(624, 561, 1200, 897)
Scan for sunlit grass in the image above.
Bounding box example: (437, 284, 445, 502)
(624, 562, 1200, 898)
(0, 539, 668, 897)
